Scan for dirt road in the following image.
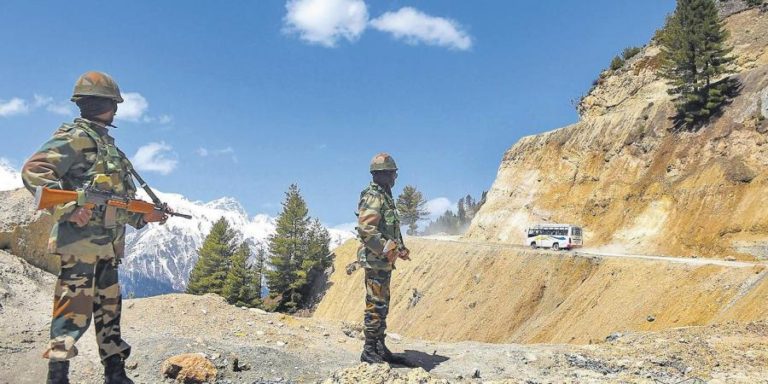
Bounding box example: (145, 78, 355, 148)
(423, 235, 763, 268)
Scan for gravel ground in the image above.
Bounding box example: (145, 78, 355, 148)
(2, 251, 768, 384)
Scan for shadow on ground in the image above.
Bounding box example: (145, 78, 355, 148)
(400, 350, 450, 371)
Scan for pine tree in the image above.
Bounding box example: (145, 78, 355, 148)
(187, 217, 237, 295)
(465, 195, 475, 222)
(305, 218, 332, 271)
(423, 210, 460, 235)
(397, 185, 429, 236)
(267, 184, 320, 312)
(423, 191, 488, 236)
(659, 0, 735, 129)
(222, 243, 261, 308)
(457, 197, 467, 225)
(253, 246, 266, 299)
(294, 218, 332, 305)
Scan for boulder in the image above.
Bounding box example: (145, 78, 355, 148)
(0, 189, 56, 273)
(160, 353, 217, 383)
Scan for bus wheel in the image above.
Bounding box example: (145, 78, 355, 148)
(552, 243, 560, 251)
(530, 242, 537, 249)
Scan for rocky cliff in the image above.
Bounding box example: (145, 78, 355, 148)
(466, 8, 768, 260)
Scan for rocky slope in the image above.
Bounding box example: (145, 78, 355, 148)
(466, 7, 768, 260)
(2, 250, 767, 383)
(314, 238, 768, 346)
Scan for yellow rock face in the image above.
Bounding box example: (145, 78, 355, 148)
(467, 9, 768, 261)
(315, 238, 768, 345)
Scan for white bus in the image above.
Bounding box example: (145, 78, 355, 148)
(525, 224, 583, 250)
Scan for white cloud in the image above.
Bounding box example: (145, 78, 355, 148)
(216, 147, 235, 155)
(131, 142, 178, 175)
(196, 146, 237, 162)
(117, 92, 149, 122)
(425, 197, 454, 221)
(155, 114, 173, 124)
(370, 7, 472, 50)
(0, 158, 23, 191)
(2, 92, 169, 121)
(283, 0, 368, 47)
(115, 92, 172, 125)
(33, 94, 53, 107)
(0, 98, 30, 117)
(32, 94, 73, 116)
(46, 103, 74, 116)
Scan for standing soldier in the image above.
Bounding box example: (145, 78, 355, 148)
(356, 153, 411, 364)
(22, 71, 168, 384)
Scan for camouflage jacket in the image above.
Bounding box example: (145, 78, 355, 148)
(22, 118, 146, 260)
(356, 182, 405, 271)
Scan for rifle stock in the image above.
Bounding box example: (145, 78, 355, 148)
(34, 187, 80, 210)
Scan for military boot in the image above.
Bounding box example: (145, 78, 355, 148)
(377, 336, 411, 366)
(103, 355, 134, 384)
(360, 336, 385, 364)
(46, 360, 70, 384)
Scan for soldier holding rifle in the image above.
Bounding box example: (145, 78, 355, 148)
(22, 71, 187, 384)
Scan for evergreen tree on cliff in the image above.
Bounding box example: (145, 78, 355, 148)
(294, 218, 332, 305)
(659, 0, 735, 129)
(187, 217, 237, 295)
(222, 243, 261, 307)
(266, 184, 330, 312)
(396, 185, 429, 235)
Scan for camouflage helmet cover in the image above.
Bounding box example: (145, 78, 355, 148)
(370, 152, 398, 172)
(71, 71, 124, 103)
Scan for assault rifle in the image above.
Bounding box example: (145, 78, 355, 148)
(34, 186, 192, 220)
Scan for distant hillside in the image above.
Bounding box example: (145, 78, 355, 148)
(466, 8, 768, 260)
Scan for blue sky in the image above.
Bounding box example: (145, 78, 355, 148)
(0, 0, 675, 228)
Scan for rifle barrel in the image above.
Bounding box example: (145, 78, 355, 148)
(170, 212, 193, 219)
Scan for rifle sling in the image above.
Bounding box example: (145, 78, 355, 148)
(126, 163, 163, 207)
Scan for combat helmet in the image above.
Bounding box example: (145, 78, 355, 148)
(70, 71, 124, 103)
(370, 153, 398, 172)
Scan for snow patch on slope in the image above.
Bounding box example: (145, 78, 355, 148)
(0, 158, 23, 192)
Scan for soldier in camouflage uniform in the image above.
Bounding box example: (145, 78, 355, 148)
(356, 153, 411, 364)
(21, 71, 167, 384)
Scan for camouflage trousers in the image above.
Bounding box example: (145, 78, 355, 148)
(363, 268, 391, 338)
(43, 253, 130, 362)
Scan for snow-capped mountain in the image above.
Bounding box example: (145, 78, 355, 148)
(120, 190, 274, 297)
(0, 158, 23, 191)
(121, 189, 354, 297)
(0, 158, 354, 298)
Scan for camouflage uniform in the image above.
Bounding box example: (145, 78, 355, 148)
(357, 176, 405, 340)
(22, 117, 145, 362)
